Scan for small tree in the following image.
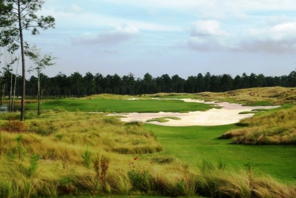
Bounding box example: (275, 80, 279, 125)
(26, 46, 54, 115)
(0, 0, 55, 120)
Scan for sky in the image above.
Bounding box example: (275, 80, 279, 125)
(22, 0, 296, 78)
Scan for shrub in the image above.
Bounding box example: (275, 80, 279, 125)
(128, 157, 150, 192)
(128, 167, 149, 192)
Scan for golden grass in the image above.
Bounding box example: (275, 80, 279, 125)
(0, 110, 295, 197)
(198, 86, 296, 105)
(81, 93, 138, 100)
(222, 106, 296, 144)
(194, 86, 296, 145)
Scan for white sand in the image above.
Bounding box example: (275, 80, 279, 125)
(109, 99, 279, 126)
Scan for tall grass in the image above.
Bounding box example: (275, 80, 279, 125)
(198, 86, 296, 105)
(0, 110, 163, 197)
(0, 109, 295, 197)
(222, 106, 296, 144)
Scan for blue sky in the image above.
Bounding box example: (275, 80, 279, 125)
(24, 0, 296, 78)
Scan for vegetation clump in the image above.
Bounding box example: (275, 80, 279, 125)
(0, 110, 164, 197)
(222, 106, 296, 144)
(146, 117, 181, 123)
(198, 86, 296, 105)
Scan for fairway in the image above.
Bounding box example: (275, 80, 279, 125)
(27, 98, 213, 112)
(144, 124, 296, 183)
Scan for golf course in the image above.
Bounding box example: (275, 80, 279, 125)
(0, 87, 296, 198)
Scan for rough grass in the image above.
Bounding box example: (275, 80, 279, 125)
(221, 105, 296, 144)
(198, 86, 296, 105)
(193, 87, 296, 145)
(0, 109, 295, 197)
(146, 93, 199, 99)
(0, 110, 164, 197)
(0, 112, 162, 156)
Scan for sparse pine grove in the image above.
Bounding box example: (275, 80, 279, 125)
(0, 87, 296, 198)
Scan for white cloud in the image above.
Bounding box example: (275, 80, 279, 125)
(186, 37, 222, 51)
(42, 0, 296, 55)
(71, 4, 83, 13)
(234, 21, 296, 53)
(101, 0, 296, 21)
(248, 22, 296, 41)
(189, 20, 228, 37)
(184, 19, 296, 53)
(237, 39, 296, 53)
(40, 8, 181, 32)
(102, 0, 296, 10)
(183, 20, 234, 51)
(71, 24, 140, 45)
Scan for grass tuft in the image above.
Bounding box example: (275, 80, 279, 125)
(146, 117, 181, 123)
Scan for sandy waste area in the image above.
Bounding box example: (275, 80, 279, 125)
(109, 99, 279, 126)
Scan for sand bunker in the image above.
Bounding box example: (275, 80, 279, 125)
(109, 99, 279, 126)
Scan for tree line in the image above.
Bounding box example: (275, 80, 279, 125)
(3, 70, 296, 98)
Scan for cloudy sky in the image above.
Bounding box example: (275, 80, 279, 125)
(25, 0, 296, 78)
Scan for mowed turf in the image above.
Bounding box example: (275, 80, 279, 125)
(26, 98, 214, 112)
(144, 124, 296, 183)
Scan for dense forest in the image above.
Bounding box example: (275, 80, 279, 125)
(3, 70, 296, 98)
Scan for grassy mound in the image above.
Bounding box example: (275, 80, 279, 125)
(198, 86, 296, 105)
(221, 105, 296, 144)
(0, 110, 162, 197)
(0, 111, 162, 155)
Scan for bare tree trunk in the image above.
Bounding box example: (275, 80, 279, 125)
(37, 70, 41, 116)
(9, 67, 13, 112)
(1, 84, 5, 106)
(17, 1, 26, 121)
(0, 48, 3, 107)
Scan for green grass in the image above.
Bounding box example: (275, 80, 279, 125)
(58, 196, 205, 198)
(246, 100, 273, 106)
(146, 117, 181, 123)
(149, 93, 199, 99)
(144, 124, 296, 183)
(26, 98, 214, 113)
